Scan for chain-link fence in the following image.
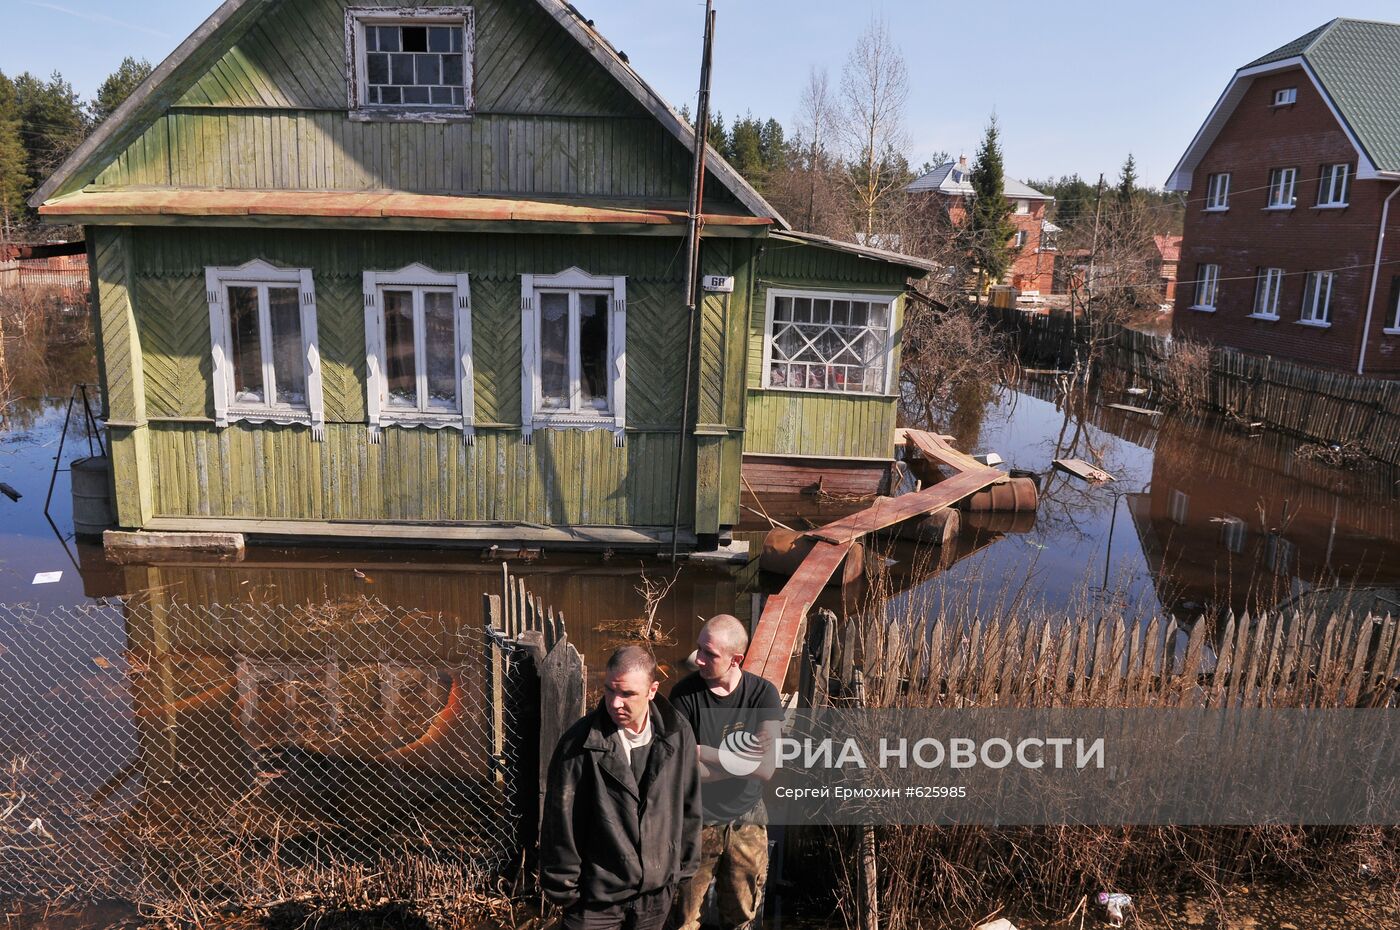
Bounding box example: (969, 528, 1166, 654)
(0, 596, 534, 915)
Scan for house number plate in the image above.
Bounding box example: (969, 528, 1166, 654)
(703, 275, 735, 293)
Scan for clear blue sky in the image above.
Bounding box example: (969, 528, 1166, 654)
(5, 1, 1400, 187)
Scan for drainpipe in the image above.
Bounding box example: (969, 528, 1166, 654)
(1357, 178, 1400, 375)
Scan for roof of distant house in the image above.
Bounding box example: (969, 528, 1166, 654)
(906, 161, 1053, 201)
(1169, 18, 1400, 189)
(1153, 235, 1181, 263)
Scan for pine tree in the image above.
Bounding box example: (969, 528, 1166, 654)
(1117, 153, 1139, 205)
(758, 118, 787, 175)
(967, 116, 1017, 286)
(90, 57, 152, 125)
(14, 71, 86, 194)
(0, 73, 30, 235)
(705, 109, 728, 155)
(727, 114, 764, 181)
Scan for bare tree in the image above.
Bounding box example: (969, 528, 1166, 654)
(838, 18, 911, 240)
(765, 68, 848, 236)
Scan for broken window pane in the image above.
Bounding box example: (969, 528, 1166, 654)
(401, 26, 428, 52)
(267, 286, 305, 406)
(228, 286, 263, 404)
(539, 293, 569, 409)
(383, 289, 416, 410)
(424, 291, 457, 411)
(579, 293, 610, 409)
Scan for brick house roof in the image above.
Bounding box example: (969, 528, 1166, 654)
(1169, 18, 1400, 189)
(1153, 235, 1181, 264)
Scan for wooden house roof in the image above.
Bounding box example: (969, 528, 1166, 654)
(31, 0, 787, 228)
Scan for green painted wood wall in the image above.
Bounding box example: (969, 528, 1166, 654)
(74, 0, 737, 205)
(742, 241, 910, 461)
(106, 226, 704, 530)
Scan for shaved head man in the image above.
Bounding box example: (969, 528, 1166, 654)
(669, 615, 782, 930)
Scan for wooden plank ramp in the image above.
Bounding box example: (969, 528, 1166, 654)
(745, 430, 1005, 687)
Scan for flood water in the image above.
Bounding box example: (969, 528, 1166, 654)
(3, 302, 1399, 925)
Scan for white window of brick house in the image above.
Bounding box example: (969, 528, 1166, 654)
(1015, 199, 1030, 215)
(1014, 230, 1028, 248)
(1316, 163, 1352, 207)
(1252, 268, 1284, 319)
(1300, 271, 1334, 326)
(1193, 263, 1220, 310)
(1205, 172, 1230, 210)
(346, 7, 474, 116)
(520, 267, 627, 443)
(206, 261, 325, 438)
(1266, 167, 1297, 209)
(763, 289, 896, 396)
(1389, 277, 1400, 332)
(1273, 87, 1297, 107)
(363, 264, 474, 440)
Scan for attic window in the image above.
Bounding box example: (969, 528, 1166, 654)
(1273, 87, 1297, 107)
(347, 8, 474, 116)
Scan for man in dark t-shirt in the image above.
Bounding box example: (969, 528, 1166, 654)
(669, 615, 782, 930)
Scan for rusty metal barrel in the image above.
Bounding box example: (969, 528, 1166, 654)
(962, 509, 1038, 534)
(759, 528, 865, 585)
(960, 476, 1038, 513)
(892, 508, 960, 545)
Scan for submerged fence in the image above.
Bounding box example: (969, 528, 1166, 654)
(0, 579, 582, 917)
(982, 305, 1400, 468)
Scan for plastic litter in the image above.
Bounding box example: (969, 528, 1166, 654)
(974, 919, 1017, 930)
(1097, 892, 1132, 926)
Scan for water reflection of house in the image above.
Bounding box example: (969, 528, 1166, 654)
(1125, 419, 1400, 617)
(32, 0, 932, 553)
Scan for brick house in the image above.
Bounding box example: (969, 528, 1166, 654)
(1167, 18, 1400, 376)
(907, 156, 1059, 295)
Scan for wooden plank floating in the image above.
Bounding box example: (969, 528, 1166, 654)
(809, 468, 1003, 545)
(745, 542, 853, 688)
(1053, 458, 1115, 483)
(1106, 402, 1162, 417)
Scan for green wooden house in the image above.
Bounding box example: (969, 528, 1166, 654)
(34, 0, 931, 551)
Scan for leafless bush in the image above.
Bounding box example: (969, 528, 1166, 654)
(1296, 439, 1375, 472)
(0, 284, 94, 423)
(1154, 337, 1212, 411)
(899, 299, 1014, 425)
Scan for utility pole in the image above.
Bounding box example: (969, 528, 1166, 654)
(1081, 173, 1106, 384)
(670, 0, 715, 560)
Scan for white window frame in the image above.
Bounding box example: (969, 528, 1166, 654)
(1015, 199, 1030, 215)
(363, 264, 474, 442)
(1299, 271, 1333, 326)
(1192, 263, 1220, 311)
(1251, 268, 1284, 320)
(1013, 229, 1028, 248)
(206, 260, 324, 439)
(1273, 87, 1297, 107)
(1266, 167, 1297, 209)
(520, 267, 627, 444)
(1168, 489, 1189, 526)
(761, 287, 898, 397)
(1316, 163, 1352, 208)
(1389, 278, 1400, 333)
(345, 6, 475, 119)
(1204, 172, 1230, 211)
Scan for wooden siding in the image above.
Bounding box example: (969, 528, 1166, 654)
(146, 422, 690, 527)
(92, 112, 696, 200)
(743, 392, 897, 460)
(176, 0, 640, 116)
(129, 228, 690, 427)
(742, 240, 908, 460)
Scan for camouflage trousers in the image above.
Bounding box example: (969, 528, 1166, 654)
(672, 819, 768, 930)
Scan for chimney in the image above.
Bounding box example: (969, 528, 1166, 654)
(957, 153, 968, 169)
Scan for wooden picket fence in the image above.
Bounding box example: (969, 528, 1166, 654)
(981, 304, 1400, 468)
(482, 564, 586, 848)
(804, 607, 1400, 711)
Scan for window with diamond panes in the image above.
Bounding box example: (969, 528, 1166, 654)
(363, 22, 466, 107)
(767, 293, 893, 394)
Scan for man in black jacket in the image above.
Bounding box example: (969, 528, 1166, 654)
(542, 645, 702, 930)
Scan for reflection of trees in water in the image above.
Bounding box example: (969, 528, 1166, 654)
(0, 287, 97, 430)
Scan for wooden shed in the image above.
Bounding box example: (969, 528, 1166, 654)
(33, 0, 931, 551)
